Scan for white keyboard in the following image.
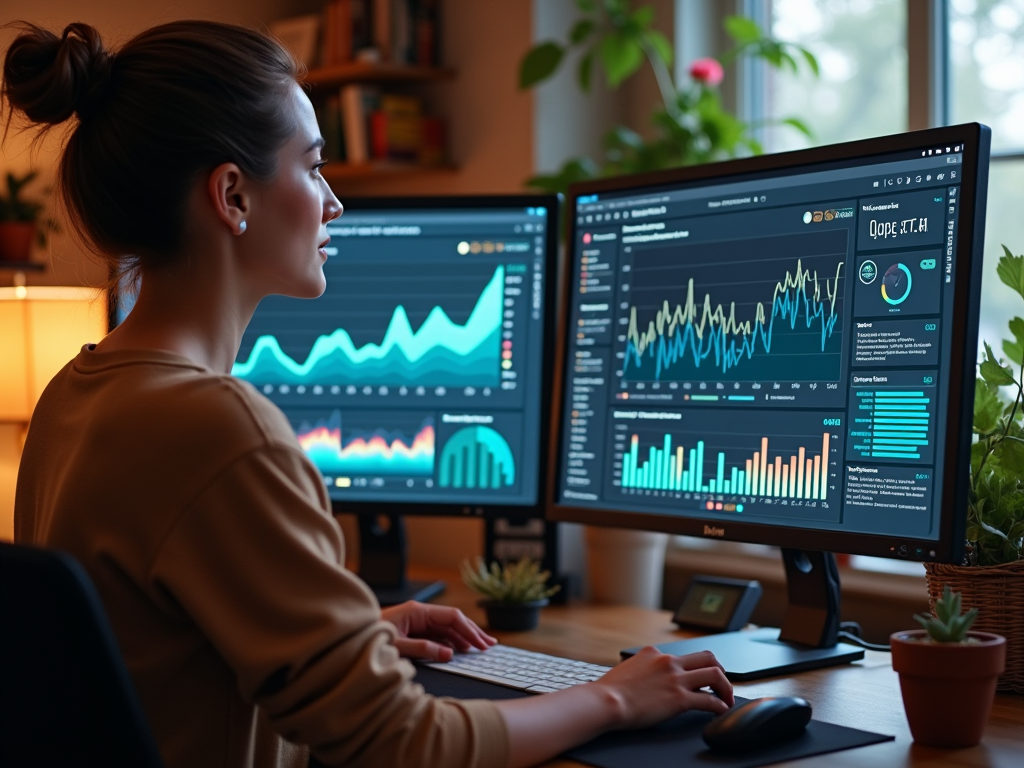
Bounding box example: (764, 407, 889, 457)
(425, 644, 613, 693)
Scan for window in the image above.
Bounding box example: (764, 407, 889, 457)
(764, 0, 908, 152)
(669, 0, 1022, 576)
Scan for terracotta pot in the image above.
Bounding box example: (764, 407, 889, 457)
(479, 598, 548, 632)
(0, 222, 35, 262)
(890, 630, 1006, 748)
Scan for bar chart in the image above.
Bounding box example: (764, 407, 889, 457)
(610, 409, 843, 507)
(847, 372, 935, 464)
(621, 432, 832, 500)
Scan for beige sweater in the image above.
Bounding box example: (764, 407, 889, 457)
(15, 346, 509, 768)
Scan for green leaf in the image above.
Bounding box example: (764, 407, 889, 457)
(1003, 317, 1024, 366)
(577, 49, 594, 92)
(631, 6, 655, 28)
(570, 19, 595, 45)
(997, 245, 1024, 302)
(645, 30, 673, 67)
(996, 434, 1024, 475)
(974, 379, 1003, 434)
(981, 341, 1015, 387)
(801, 48, 820, 76)
(724, 15, 761, 45)
(575, 0, 597, 11)
(599, 32, 645, 87)
(519, 41, 565, 89)
(780, 117, 812, 138)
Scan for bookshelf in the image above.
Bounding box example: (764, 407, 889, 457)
(294, 0, 453, 184)
(303, 63, 455, 90)
(320, 160, 456, 183)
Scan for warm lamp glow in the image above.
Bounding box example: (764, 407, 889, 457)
(0, 286, 107, 422)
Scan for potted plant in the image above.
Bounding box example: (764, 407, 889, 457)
(460, 556, 561, 632)
(891, 585, 1006, 747)
(518, 3, 819, 197)
(928, 245, 1024, 693)
(0, 171, 56, 262)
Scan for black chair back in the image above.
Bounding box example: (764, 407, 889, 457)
(0, 541, 164, 767)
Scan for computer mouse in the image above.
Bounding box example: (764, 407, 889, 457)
(702, 696, 812, 753)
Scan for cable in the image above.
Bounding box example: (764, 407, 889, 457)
(837, 630, 891, 652)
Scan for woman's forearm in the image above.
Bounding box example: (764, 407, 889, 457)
(494, 684, 624, 768)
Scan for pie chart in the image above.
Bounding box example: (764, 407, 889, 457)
(881, 263, 913, 305)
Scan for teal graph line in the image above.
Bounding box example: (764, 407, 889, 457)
(233, 266, 504, 385)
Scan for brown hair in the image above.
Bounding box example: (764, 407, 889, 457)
(2, 20, 300, 275)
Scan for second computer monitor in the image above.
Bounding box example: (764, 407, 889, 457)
(233, 195, 558, 517)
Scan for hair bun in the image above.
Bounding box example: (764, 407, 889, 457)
(3, 22, 112, 125)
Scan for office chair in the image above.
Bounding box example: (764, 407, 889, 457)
(0, 541, 164, 767)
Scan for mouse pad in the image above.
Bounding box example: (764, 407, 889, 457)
(414, 666, 894, 768)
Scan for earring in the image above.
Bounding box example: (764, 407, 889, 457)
(238, 220, 247, 234)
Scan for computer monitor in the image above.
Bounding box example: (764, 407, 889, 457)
(233, 195, 559, 604)
(549, 125, 990, 679)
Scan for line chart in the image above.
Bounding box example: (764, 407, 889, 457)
(621, 232, 847, 383)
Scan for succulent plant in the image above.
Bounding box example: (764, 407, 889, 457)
(914, 585, 979, 643)
(460, 556, 561, 604)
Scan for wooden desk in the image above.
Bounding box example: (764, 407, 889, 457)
(411, 567, 1024, 768)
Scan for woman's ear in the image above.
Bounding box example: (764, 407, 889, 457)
(207, 162, 250, 236)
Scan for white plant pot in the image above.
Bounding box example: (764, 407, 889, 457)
(584, 526, 668, 608)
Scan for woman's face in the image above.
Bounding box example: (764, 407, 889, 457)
(243, 82, 343, 299)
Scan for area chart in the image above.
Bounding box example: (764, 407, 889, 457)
(233, 266, 504, 387)
(621, 230, 847, 383)
(296, 411, 435, 476)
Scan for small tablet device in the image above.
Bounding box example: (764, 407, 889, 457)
(672, 576, 762, 633)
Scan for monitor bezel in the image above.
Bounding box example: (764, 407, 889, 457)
(546, 125, 991, 564)
(319, 193, 561, 519)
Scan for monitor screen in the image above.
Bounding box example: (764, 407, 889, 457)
(234, 195, 557, 514)
(550, 126, 990, 564)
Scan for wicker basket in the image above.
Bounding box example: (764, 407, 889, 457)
(924, 561, 1024, 694)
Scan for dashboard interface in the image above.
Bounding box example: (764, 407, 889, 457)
(556, 140, 983, 553)
(234, 203, 551, 507)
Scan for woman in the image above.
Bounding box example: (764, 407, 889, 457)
(4, 20, 732, 768)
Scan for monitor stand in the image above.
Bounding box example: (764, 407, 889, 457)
(358, 514, 445, 607)
(621, 549, 865, 681)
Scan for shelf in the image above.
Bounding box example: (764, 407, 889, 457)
(0, 261, 45, 271)
(322, 162, 457, 183)
(303, 63, 455, 90)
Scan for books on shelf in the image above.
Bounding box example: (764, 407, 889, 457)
(319, 89, 445, 169)
(319, 0, 440, 67)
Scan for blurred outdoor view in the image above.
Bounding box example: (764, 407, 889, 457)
(761, 0, 1024, 362)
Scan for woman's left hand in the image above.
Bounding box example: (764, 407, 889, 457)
(381, 601, 497, 661)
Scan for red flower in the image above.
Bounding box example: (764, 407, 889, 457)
(689, 57, 724, 87)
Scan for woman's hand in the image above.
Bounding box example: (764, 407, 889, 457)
(495, 647, 734, 768)
(593, 646, 734, 729)
(381, 601, 497, 662)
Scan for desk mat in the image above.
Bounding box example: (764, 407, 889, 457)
(414, 666, 894, 768)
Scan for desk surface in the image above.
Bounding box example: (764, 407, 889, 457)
(410, 566, 1024, 768)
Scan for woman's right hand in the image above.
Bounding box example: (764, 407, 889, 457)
(591, 646, 734, 730)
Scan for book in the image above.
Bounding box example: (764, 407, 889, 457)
(268, 14, 320, 67)
(340, 85, 380, 165)
(373, 0, 392, 61)
(370, 95, 422, 161)
(321, 0, 352, 66)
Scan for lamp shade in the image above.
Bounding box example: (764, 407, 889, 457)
(0, 286, 107, 422)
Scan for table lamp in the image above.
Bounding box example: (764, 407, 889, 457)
(0, 285, 107, 425)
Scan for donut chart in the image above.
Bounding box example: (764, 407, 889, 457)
(881, 263, 913, 305)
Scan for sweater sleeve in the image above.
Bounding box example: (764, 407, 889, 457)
(150, 444, 509, 768)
